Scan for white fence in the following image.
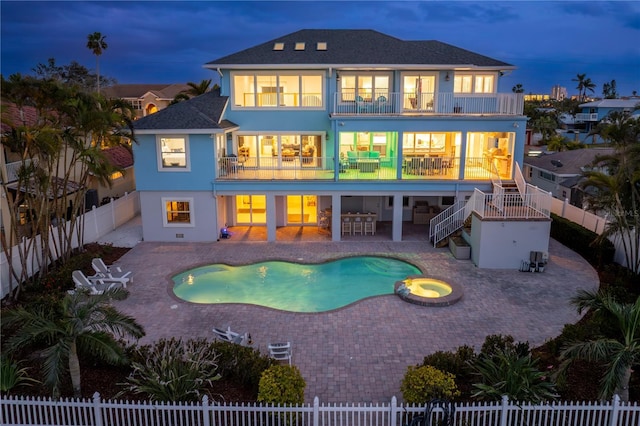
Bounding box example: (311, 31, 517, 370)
(1, 394, 638, 426)
(550, 197, 637, 273)
(0, 191, 140, 298)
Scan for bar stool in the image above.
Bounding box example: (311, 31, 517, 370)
(352, 216, 363, 235)
(341, 216, 352, 235)
(364, 215, 375, 235)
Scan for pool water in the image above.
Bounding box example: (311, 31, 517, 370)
(172, 256, 421, 312)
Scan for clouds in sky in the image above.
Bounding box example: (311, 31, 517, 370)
(1, 1, 639, 96)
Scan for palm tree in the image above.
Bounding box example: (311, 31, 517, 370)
(559, 289, 640, 401)
(86, 32, 108, 93)
(572, 73, 587, 101)
(580, 111, 640, 275)
(582, 78, 596, 101)
(512, 84, 524, 93)
(2, 288, 145, 397)
(171, 79, 213, 104)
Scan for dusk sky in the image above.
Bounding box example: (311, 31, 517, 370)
(1, 1, 639, 97)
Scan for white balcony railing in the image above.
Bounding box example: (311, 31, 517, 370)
(2, 159, 35, 183)
(575, 113, 599, 122)
(332, 92, 524, 116)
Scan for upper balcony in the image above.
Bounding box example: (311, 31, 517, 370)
(575, 113, 599, 122)
(331, 92, 524, 116)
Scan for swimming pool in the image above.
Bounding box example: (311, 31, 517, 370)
(172, 256, 421, 312)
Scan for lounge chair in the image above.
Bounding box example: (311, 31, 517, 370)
(268, 341, 292, 365)
(92, 258, 133, 284)
(212, 326, 251, 346)
(71, 270, 123, 295)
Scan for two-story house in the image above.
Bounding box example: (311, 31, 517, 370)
(102, 83, 191, 119)
(133, 29, 552, 269)
(575, 98, 640, 142)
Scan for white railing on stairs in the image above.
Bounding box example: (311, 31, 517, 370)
(514, 161, 526, 197)
(429, 199, 467, 247)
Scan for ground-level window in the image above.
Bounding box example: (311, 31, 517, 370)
(163, 198, 194, 226)
(158, 136, 189, 170)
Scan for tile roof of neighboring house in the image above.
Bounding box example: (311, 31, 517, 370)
(1, 103, 39, 133)
(133, 92, 235, 131)
(523, 148, 615, 175)
(578, 99, 640, 109)
(206, 29, 513, 68)
(103, 146, 134, 169)
(103, 83, 191, 100)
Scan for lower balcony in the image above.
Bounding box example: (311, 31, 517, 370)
(217, 156, 509, 181)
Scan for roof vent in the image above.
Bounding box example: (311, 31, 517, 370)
(294, 42, 305, 51)
(316, 42, 327, 51)
(550, 160, 564, 168)
(273, 43, 284, 51)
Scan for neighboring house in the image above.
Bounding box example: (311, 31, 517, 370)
(575, 98, 640, 141)
(522, 148, 614, 207)
(102, 83, 191, 119)
(86, 145, 136, 207)
(1, 102, 136, 242)
(133, 29, 552, 269)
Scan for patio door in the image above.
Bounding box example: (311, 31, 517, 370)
(403, 75, 435, 110)
(235, 195, 266, 224)
(286, 195, 317, 225)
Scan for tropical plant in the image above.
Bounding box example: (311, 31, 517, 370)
(0, 355, 39, 393)
(530, 115, 558, 143)
(120, 337, 221, 402)
(603, 80, 619, 99)
(171, 79, 213, 104)
(400, 365, 460, 404)
(572, 73, 596, 101)
(512, 83, 524, 93)
(1, 288, 143, 397)
(257, 364, 306, 405)
(470, 348, 558, 402)
(559, 289, 640, 401)
(580, 110, 640, 275)
(0, 74, 136, 298)
(86, 32, 108, 93)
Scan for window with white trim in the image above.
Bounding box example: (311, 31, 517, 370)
(163, 198, 194, 226)
(232, 72, 323, 108)
(454, 74, 495, 93)
(158, 136, 189, 171)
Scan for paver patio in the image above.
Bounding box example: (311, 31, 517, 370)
(108, 223, 598, 404)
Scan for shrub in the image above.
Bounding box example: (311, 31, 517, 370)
(550, 213, 615, 268)
(213, 341, 273, 393)
(257, 365, 306, 405)
(400, 365, 460, 404)
(480, 334, 530, 359)
(120, 338, 221, 402)
(470, 348, 558, 403)
(422, 345, 476, 377)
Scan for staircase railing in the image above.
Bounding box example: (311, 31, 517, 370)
(514, 161, 526, 197)
(429, 200, 466, 247)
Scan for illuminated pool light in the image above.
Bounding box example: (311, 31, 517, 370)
(395, 276, 463, 307)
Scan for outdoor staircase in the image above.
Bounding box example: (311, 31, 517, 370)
(429, 162, 527, 247)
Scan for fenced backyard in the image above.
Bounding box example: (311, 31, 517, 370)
(0, 191, 140, 298)
(1, 394, 638, 426)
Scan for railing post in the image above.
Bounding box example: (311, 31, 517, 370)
(390, 396, 398, 426)
(202, 395, 210, 426)
(313, 396, 320, 426)
(608, 394, 620, 426)
(92, 392, 103, 426)
(499, 395, 509, 426)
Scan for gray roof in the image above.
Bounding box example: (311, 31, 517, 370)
(133, 92, 233, 131)
(206, 29, 513, 68)
(523, 148, 615, 175)
(578, 99, 640, 109)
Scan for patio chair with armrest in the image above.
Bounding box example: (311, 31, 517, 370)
(71, 270, 124, 295)
(92, 258, 133, 284)
(212, 326, 251, 346)
(268, 341, 292, 365)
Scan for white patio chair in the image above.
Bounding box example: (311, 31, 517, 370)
(92, 258, 133, 284)
(268, 342, 292, 365)
(71, 270, 122, 295)
(212, 326, 251, 346)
